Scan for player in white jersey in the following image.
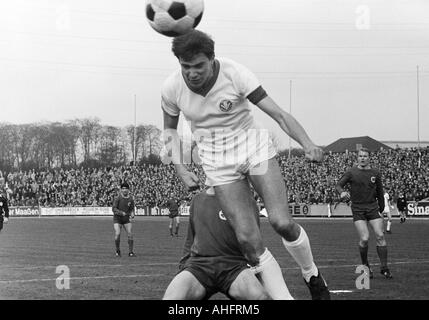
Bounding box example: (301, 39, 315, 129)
(383, 190, 393, 234)
(162, 30, 330, 299)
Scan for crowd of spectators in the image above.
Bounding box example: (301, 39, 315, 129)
(1, 147, 428, 208)
(280, 147, 429, 205)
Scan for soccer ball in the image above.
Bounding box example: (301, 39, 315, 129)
(145, 0, 204, 37)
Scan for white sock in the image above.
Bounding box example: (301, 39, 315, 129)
(254, 248, 294, 300)
(387, 220, 391, 231)
(282, 226, 318, 283)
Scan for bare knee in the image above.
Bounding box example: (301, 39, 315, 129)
(359, 239, 369, 247)
(375, 234, 386, 246)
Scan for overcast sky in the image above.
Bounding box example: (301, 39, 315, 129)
(0, 0, 428, 149)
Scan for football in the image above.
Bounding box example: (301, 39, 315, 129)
(145, 0, 204, 37)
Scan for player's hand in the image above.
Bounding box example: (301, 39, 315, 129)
(304, 145, 324, 162)
(4, 217, 8, 224)
(178, 170, 200, 192)
(340, 191, 350, 201)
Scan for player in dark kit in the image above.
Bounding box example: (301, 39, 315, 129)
(112, 182, 136, 257)
(397, 193, 408, 223)
(336, 148, 392, 279)
(163, 187, 294, 300)
(0, 193, 9, 233)
(166, 194, 180, 237)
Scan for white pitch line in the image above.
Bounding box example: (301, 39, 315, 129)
(4, 259, 429, 272)
(0, 273, 164, 284)
(330, 290, 354, 294)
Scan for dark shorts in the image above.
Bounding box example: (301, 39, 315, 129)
(169, 211, 179, 219)
(0, 219, 3, 231)
(352, 207, 383, 222)
(113, 215, 130, 225)
(181, 256, 248, 299)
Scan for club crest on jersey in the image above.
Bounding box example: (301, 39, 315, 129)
(371, 176, 376, 183)
(218, 210, 227, 221)
(219, 100, 233, 112)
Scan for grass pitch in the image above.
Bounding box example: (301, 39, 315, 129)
(1, 216, 428, 300)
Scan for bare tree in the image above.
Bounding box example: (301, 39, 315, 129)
(74, 118, 101, 162)
(126, 124, 149, 163)
(146, 125, 162, 157)
(97, 125, 126, 165)
(0, 119, 163, 170)
(0, 124, 17, 170)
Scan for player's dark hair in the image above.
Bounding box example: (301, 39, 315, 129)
(172, 30, 215, 61)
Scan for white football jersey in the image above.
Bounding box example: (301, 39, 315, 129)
(162, 57, 272, 168)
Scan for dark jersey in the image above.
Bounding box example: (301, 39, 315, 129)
(337, 166, 384, 212)
(180, 191, 258, 265)
(112, 194, 135, 216)
(0, 195, 9, 220)
(166, 199, 179, 214)
(397, 196, 407, 211)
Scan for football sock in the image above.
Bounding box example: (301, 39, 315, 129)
(282, 225, 318, 283)
(359, 244, 369, 265)
(376, 245, 388, 269)
(175, 225, 179, 235)
(387, 220, 391, 231)
(128, 237, 134, 253)
(115, 236, 120, 251)
(169, 226, 173, 235)
(253, 248, 294, 300)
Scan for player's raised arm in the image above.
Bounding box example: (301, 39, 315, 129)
(255, 96, 323, 162)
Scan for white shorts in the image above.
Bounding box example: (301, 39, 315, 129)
(202, 137, 277, 187)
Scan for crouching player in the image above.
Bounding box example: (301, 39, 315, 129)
(112, 182, 136, 257)
(163, 187, 294, 300)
